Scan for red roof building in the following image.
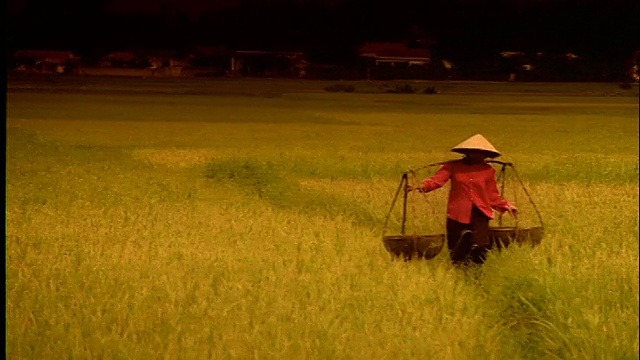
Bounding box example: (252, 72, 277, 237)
(359, 42, 431, 64)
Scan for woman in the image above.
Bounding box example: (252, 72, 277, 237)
(410, 134, 517, 265)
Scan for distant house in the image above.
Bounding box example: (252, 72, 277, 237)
(191, 45, 228, 58)
(92, 50, 195, 77)
(13, 50, 78, 73)
(499, 51, 532, 81)
(358, 42, 431, 80)
(14, 50, 77, 64)
(100, 51, 139, 67)
(631, 50, 640, 82)
(497, 51, 595, 82)
(359, 42, 431, 64)
(230, 50, 308, 78)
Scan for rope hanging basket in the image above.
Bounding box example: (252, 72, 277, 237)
(382, 173, 445, 261)
(486, 160, 544, 250)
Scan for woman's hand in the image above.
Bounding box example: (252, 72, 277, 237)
(508, 206, 518, 218)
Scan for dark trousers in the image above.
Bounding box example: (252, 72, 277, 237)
(446, 206, 490, 265)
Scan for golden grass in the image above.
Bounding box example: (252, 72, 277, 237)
(132, 148, 219, 168)
(6, 81, 638, 359)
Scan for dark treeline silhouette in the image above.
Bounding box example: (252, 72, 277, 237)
(6, 0, 639, 80)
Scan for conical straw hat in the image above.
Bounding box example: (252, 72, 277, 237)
(451, 134, 501, 158)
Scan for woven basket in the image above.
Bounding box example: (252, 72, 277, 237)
(382, 234, 445, 261)
(489, 226, 544, 249)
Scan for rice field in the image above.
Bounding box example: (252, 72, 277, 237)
(6, 76, 639, 359)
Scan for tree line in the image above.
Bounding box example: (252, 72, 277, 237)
(6, 0, 639, 79)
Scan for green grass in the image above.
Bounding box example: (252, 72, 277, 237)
(6, 77, 639, 359)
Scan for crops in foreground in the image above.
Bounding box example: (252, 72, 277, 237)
(6, 77, 639, 359)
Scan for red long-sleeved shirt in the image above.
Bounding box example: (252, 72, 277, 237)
(422, 160, 513, 224)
